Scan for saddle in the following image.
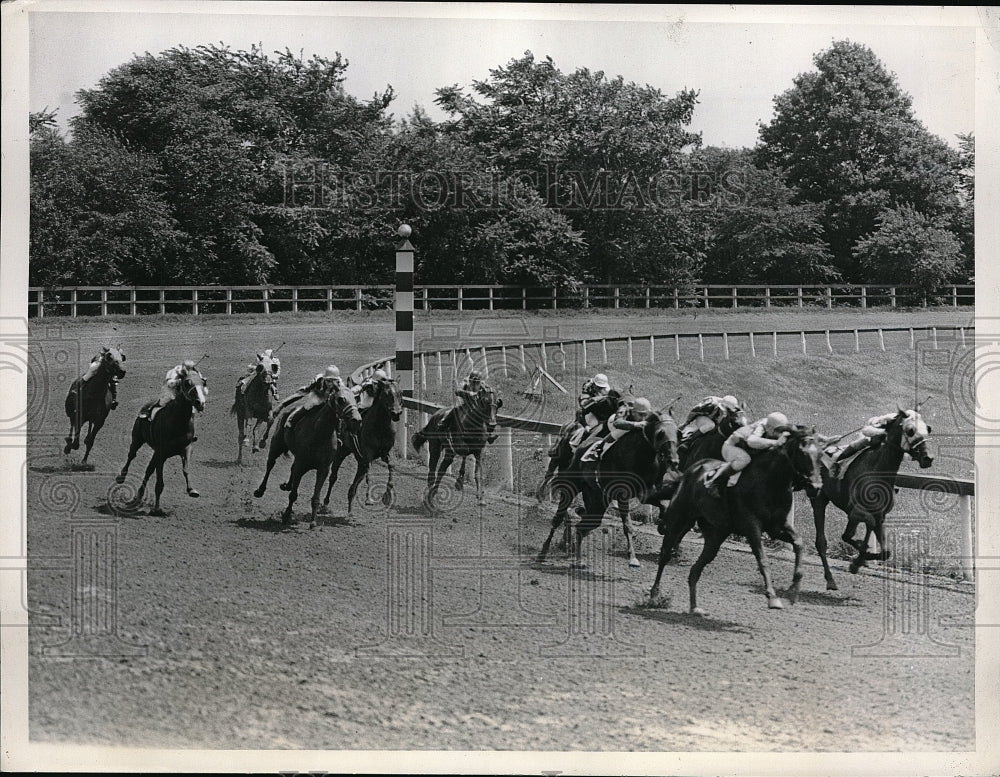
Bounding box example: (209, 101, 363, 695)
(702, 463, 743, 490)
(822, 445, 864, 480)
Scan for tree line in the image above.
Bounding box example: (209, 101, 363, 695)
(29, 41, 974, 295)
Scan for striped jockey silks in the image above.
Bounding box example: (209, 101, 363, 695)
(395, 235, 414, 399)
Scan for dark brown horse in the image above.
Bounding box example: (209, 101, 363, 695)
(537, 412, 681, 569)
(253, 385, 362, 526)
(115, 367, 207, 516)
(64, 347, 126, 465)
(412, 385, 502, 509)
(230, 361, 276, 464)
(536, 390, 622, 501)
(650, 425, 823, 615)
(809, 409, 934, 589)
(323, 377, 403, 517)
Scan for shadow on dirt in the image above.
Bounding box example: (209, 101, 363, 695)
(199, 458, 241, 470)
(743, 583, 864, 607)
(621, 605, 752, 634)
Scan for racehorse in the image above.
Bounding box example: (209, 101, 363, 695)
(676, 403, 750, 471)
(649, 425, 823, 615)
(64, 347, 126, 465)
(809, 408, 934, 589)
(537, 411, 681, 569)
(230, 359, 277, 464)
(115, 367, 207, 516)
(253, 384, 362, 526)
(535, 390, 622, 501)
(322, 377, 403, 516)
(412, 385, 502, 510)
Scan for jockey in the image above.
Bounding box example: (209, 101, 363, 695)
(569, 373, 613, 447)
(352, 368, 388, 412)
(284, 365, 342, 429)
(703, 411, 790, 497)
(581, 397, 653, 462)
(142, 359, 201, 419)
(238, 348, 281, 399)
(828, 412, 897, 477)
(79, 347, 120, 408)
(681, 395, 740, 440)
(441, 370, 498, 444)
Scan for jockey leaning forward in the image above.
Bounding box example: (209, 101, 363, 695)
(141, 359, 204, 420)
(439, 370, 498, 444)
(237, 348, 281, 399)
(703, 411, 790, 497)
(680, 394, 741, 440)
(283, 365, 343, 429)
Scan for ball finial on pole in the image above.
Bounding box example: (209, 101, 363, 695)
(398, 223, 412, 239)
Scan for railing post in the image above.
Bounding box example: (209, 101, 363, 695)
(732, 287, 738, 309)
(422, 287, 429, 311)
(263, 287, 270, 315)
(355, 287, 363, 312)
(825, 287, 832, 309)
(645, 287, 651, 309)
(226, 288, 233, 315)
(522, 287, 527, 310)
(601, 339, 608, 364)
(860, 286, 867, 309)
(129, 288, 137, 317)
(764, 287, 771, 308)
(797, 287, 803, 308)
(800, 331, 807, 355)
(772, 331, 778, 357)
(192, 288, 198, 316)
(649, 335, 655, 364)
(582, 340, 588, 368)
(878, 329, 885, 351)
(499, 427, 514, 490)
(488, 287, 494, 311)
(583, 286, 590, 309)
(100, 289, 108, 317)
(291, 287, 299, 314)
(457, 287, 463, 312)
(71, 289, 78, 317)
(749, 331, 756, 357)
(890, 287, 896, 308)
(952, 285, 958, 308)
(674, 334, 680, 361)
(627, 337, 634, 367)
(551, 288, 558, 310)
(698, 334, 705, 362)
(673, 288, 679, 310)
(703, 286, 710, 309)
(158, 289, 165, 315)
(613, 287, 620, 310)
(960, 495, 974, 582)
(325, 288, 332, 313)
(37, 289, 44, 319)
(723, 332, 730, 360)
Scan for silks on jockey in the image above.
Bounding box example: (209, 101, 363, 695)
(568, 373, 613, 449)
(352, 368, 388, 413)
(439, 370, 498, 444)
(823, 412, 898, 478)
(703, 412, 789, 496)
(580, 397, 653, 463)
(283, 365, 342, 429)
(680, 394, 740, 441)
(141, 359, 205, 421)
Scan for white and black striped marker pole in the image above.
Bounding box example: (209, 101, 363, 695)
(395, 224, 414, 459)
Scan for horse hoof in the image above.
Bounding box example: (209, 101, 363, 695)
(768, 597, 785, 610)
(364, 497, 376, 506)
(279, 482, 290, 491)
(690, 607, 707, 617)
(187, 490, 200, 498)
(63, 445, 71, 455)
(381, 489, 393, 507)
(115, 475, 126, 484)
(454, 482, 463, 492)
(628, 560, 641, 569)
(826, 580, 839, 591)
(477, 498, 487, 506)
(253, 488, 265, 498)
(149, 508, 166, 517)
(536, 553, 548, 563)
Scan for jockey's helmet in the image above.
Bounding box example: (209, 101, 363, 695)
(764, 412, 788, 433)
(632, 397, 652, 414)
(323, 365, 341, 379)
(721, 395, 739, 410)
(373, 369, 388, 381)
(468, 370, 483, 384)
(182, 359, 196, 370)
(593, 373, 610, 389)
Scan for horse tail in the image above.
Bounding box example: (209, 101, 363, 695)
(412, 429, 427, 452)
(230, 402, 238, 416)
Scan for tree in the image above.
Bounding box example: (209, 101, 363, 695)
(853, 205, 961, 299)
(435, 52, 703, 285)
(757, 41, 964, 281)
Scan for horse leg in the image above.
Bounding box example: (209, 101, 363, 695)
(236, 414, 245, 464)
(617, 496, 640, 569)
(253, 445, 281, 498)
(64, 413, 80, 454)
(323, 445, 350, 508)
(147, 455, 166, 515)
(378, 454, 395, 507)
(347, 459, 370, 518)
(81, 419, 103, 464)
(116, 427, 144, 484)
(537, 457, 559, 502)
(810, 491, 838, 591)
(310, 461, 332, 528)
(180, 448, 199, 497)
(455, 455, 466, 492)
(538, 478, 576, 562)
(869, 517, 891, 563)
(745, 522, 783, 609)
(255, 417, 274, 452)
(688, 528, 726, 616)
(572, 490, 605, 569)
(282, 460, 308, 525)
(845, 509, 872, 573)
(772, 523, 805, 604)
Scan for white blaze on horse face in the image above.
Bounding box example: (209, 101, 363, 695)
(194, 384, 208, 408)
(804, 439, 824, 489)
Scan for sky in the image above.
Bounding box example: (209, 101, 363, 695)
(26, 3, 981, 150)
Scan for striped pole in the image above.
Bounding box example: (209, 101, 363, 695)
(395, 226, 415, 459)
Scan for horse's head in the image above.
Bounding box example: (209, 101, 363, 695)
(777, 424, 824, 492)
(178, 368, 208, 412)
(645, 412, 681, 471)
(331, 384, 363, 433)
(256, 351, 280, 386)
(378, 377, 404, 421)
(101, 346, 127, 380)
(893, 408, 934, 469)
(470, 385, 502, 433)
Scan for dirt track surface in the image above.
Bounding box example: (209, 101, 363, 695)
(25, 311, 975, 752)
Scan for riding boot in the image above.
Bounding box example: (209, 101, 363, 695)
(704, 463, 733, 497)
(830, 438, 871, 477)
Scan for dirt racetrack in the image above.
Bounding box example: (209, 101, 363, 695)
(24, 310, 975, 752)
